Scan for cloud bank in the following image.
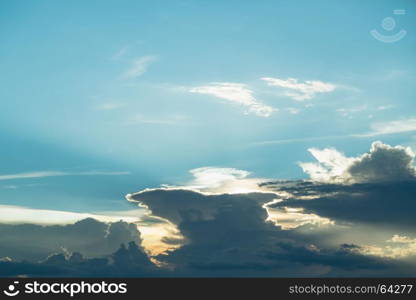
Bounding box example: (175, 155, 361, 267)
(122, 55, 157, 79)
(354, 118, 416, 137)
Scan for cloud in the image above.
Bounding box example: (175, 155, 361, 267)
(347, 235, 416, 259)
(250, 135, 345, 146)
(181, 167, 269, 194)
(299, 148, 354, 183)
(127, 187, 403, 276)
(4, 143, 416, 276)
(111, 46, 128, 60)
(354, 118, 416, 137)
(95, 103, 125, 110)
(123, 114, 189, 126)
(261, 77, 336, 101)
(0, 241, 157, 277)
(149, 166, 273, 195)
(336, 105, 367, 118)
(377, 105, 394, 111)
(1, 185, 17, 189)
(127, 166, 273, 255)
(124, 161, 416, 276)
(286, 107, 300, 114)
(0, 205, 142, 225)
(0, 218, 144, 262)
(0, 170, 130, 181)
(189, 82, 276, 117)
(299, 141, 416, 183)
(265, 205, 334, 230)
(268, 180, 416, 229)
(122, 55, 157, 79)
(0, 204, 179, 258)
(261, 142, 416, 253)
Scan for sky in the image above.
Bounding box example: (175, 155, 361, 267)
(0, 0, 416, 277)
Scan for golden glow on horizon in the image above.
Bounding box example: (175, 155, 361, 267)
(137, 220, 185, 256)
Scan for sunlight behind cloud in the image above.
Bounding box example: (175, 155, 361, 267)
(263, 199, 334, 229)
(0, 205, 141, 225)
(165, 167, 271, 194)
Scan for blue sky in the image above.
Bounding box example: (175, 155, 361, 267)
(0, 0, 415, 213)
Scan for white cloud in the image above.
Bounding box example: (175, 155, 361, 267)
(389, 235, 416, 244)
(122, 55, 157, 79)
(261, 77, 336, 101)
(189, 82, 276, 117)
(0, 171, 130, 181)
(299, 141, 416, 183)
(354, 118, 416, 137)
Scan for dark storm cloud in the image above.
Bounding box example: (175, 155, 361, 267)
(266, 180, 416, 229)
(0, 218, 142, 261)
(0, 241, 157, 277)
(128, 188, 410, 276)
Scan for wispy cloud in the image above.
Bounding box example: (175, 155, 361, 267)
(111, 46, 129, 60)
(123, 114, 190, 125)
(122, 55, 157, 79)
(95, 103, 125, 111)
(1, 185, 18, 190)
(189, 82, 276, 117)
(250, 135, 345, 147)
(377, 105, 394, 111)
(336, 105, 367, 118)
(0, 171, 130, 181)
(261, 77, 336, 101)
(353, 118, 416, 137)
